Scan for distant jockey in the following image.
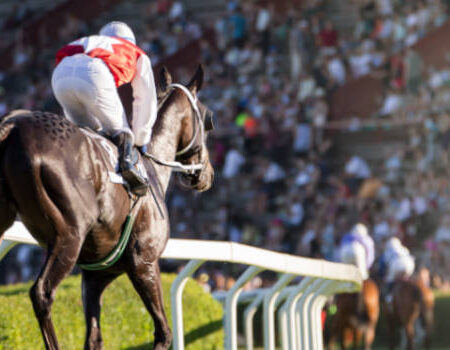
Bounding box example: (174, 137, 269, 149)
(51, 21, 157, 196)
(339, 223, 375, 280)
(382, 236, 415, 285)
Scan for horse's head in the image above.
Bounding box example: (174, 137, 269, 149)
(159, 65, 214, 192)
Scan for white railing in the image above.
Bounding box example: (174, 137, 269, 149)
(0, 222, 362, 350)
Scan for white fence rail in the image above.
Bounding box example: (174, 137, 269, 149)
(0, 222, 362, 349)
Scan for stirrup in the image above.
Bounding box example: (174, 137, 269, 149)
(121, 167, 148, 196)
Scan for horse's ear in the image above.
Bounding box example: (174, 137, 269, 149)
(187, 64, 204, 94)
(159, 66, 172, 93)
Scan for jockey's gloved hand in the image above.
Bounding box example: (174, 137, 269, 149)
(138, 145, 147, 155)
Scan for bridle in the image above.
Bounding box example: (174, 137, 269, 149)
(142, 83, 205, 174)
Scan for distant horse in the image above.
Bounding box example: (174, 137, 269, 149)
(0, 65, 214, 350)
(327, 279, 380, 350)
(384, 278, 434, 350)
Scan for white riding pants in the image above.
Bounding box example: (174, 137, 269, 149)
(386, 255, 415, 283)
(340, 241, 369, 280)
(51, 54, 133, 139)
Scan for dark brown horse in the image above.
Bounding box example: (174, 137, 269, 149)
(385, 278, 434, 350)
(327, 279, 380, 350)
(0, 66, 214, 350)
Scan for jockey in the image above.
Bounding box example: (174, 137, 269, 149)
(339, 223, 375, 280)
(381, 236, 415, 304)
(383, 236, 415, 285)
(51, 21, 157, 196)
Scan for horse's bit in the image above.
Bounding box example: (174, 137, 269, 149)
(142, 83, 205, 174)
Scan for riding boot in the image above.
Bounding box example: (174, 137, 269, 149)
(113, 132, 148, 196)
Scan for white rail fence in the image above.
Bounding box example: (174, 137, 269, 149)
(0, 222, 362, 350)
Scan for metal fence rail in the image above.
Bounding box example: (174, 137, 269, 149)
(0, 222, 362, 350)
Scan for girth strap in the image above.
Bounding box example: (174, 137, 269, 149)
(77, 196, 144, 271)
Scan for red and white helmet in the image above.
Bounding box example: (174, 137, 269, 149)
(99, 21, 136, 45)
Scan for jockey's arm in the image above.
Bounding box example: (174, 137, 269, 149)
(131, 54, 157, 147)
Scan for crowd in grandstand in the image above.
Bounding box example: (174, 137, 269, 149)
(2, 0, 450, 293)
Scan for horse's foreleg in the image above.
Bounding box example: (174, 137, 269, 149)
(386, 311, 397, 350)
(352, 328, 358, 350)
(405, 321, 415, 350)
(339, 334, 346, 350)
(30, 236, 82, 350)
(363, 325, 375, 350)
(338, 328, 347, 350)
(127, 260, 172, 350)
(82, 270, 119, 350)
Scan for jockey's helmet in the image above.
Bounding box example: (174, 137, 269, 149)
(99, 21, 136, 45)
(386, 236, 402, 251)
(352, 223, 368, 237)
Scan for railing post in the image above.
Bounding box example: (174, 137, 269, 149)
(279, 276, 316, 350)
(244, 291, 266, 350)
(170, 259, 205, 350)
(306, 280, 338, 350)
(263, 273, 295, 350)
(297, 278, 326, 350)
(225, 265, 264, 350)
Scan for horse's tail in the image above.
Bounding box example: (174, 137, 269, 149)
(0, 121, 15, 145)
(0, 110, 30, 150)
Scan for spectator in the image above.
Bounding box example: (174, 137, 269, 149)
(318, 20, 339, 53)
(379, 87, 403, 116)
(229, 6, 247, 47)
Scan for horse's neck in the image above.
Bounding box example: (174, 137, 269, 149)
(148, 102, 181, 194)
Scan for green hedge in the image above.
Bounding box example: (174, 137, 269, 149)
(0, 274, 223, 349)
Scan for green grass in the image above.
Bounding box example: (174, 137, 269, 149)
(0, 274, 223, 349)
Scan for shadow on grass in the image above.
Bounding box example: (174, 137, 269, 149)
(0, 282, 72, 296)
(0, 287, 29, 296)
(125, 319, 223, 349)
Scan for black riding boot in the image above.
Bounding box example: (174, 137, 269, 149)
(113, 132, 148, 196)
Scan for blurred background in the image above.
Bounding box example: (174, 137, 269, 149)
(0, 0, 450, 301)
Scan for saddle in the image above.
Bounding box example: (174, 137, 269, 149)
(81, 128, 162, 204)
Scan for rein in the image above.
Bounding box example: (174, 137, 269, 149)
(142, 83, 204, 175)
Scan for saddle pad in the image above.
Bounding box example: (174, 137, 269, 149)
(80, 129, 148, 185)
